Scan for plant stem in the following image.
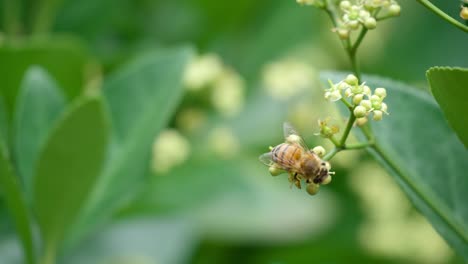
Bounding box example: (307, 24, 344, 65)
(339, 115, 356, 146)
(416, 0, 468, 33)
(371, 145, 468, 243)
(323, 147, 341, 161)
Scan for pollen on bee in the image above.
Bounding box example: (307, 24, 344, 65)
(286, 134, 301, 144)
(269, 146, 274, 151)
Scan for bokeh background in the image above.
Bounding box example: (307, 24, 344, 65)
(0, 0, 467, 263)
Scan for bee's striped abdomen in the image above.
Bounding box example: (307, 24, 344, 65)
(271, 143, 301, 169)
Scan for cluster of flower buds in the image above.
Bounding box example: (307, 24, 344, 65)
(326, 74, 389, 125)
(334, 0, 401, 39)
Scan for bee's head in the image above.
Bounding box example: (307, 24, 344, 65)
(312, 161, 332, 184)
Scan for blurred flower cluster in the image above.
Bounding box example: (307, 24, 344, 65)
(151, 53, 244, 174)
(184, 53, 245, 117)
(262, 59, 316, 101)
(326, 74, 388, 125)
(350, 164, 453, 264)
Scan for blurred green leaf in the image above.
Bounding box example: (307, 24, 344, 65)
(321, 72, 468, 260)
(13, 67, 66, 200)
(0, 144, 35, 264)
(426, 66, 468, 148)
(0, 37, 88, 119)
(0, 96, 8, 147)
(72, 46, 193, 244)
(33, 97, 109, 256)
(64, 217, 198, 264)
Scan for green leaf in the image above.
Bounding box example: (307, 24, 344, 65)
(0, 143, 35, 264)
(71, 47, 193, 244)
(426, 67, 468, 148)
(0, 96, 8, 147)
(33, 97, 109, 255)
(0, 37, 88, 119)
(13, 67, 66, 200)
(321, 72, 468, 260)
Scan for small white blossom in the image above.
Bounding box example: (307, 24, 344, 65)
(183, 54, 223, 90)
(211, 69, 245, 117)
(152, 130, 190, 174)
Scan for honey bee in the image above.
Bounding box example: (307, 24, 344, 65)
(259, 122, 332, 190)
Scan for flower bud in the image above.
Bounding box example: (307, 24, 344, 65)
(353, 94, 364, 105)
(370, 94, 381, 103)
(372, 101, 382, 110)
(321, 175, 332, 185)
(460, 7, 468, 20)
(356, 117, 368, 126)
(353, 105, 367, 118)
(269, 166, 284, 176)
(389, 4, 401, 16)
(351, 85, 363, 94)
(373, 110, 383, 121)
(344, 88, 352, 97)
(337, 29, 350, 39)
(360, 99, 372, 110)
(374, 87, 387, 98)
(348, 20, 360, 30)
(359, 10, 371, 20)
(345, 74, 359, 86)
(381, 102, 388, 113)
(338, 82, 349, 90)
(325, 89, 342, 101)
(306, 183, 320, 195)
(312, 146, 326, 157)
(340, 0, 351, 10)
(364, 17, 377, 29)
(363, 85, 371, 95)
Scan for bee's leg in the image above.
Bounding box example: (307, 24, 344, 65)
(294, 173, 302, 189)
(288, 173, 295, 188)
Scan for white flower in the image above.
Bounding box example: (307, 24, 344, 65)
(152, 130, 190, 174)
(183, 54, 223, 91)
(263, 59, 315, 100)
(211, 69, 245, 117)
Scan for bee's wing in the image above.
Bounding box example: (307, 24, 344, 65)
(259, 152, 275, 167)
(283, 122, 309, 150)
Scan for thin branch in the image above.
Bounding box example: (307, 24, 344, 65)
(416, 0, 468, 33)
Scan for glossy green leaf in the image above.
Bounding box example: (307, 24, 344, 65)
(0, 37, 88, 119)
(33, 97, 109, 253)
(72, 47, 193, 243)
(13, 67, 66, 199)
(426, 67, 468, 148)
(0, 143, 35, 264)
(321, 72, 468, 259)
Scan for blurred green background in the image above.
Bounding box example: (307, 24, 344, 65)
(0, 0, 467, 263)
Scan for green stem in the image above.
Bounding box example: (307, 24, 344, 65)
(339, 114, 356, 146)
(346, 141, 373, 149)
(340, 97, 353, 110)
(329, 135, 340, 147)
(3, 0, 22, 37)
(372, 144, 468, 243)
(416, 0, 468, 33)
(323, 147, 341, 161)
